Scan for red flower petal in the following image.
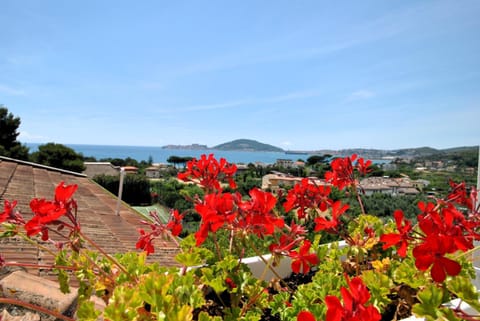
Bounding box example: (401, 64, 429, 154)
(297, 311, 316, 321)
(325, 296, 343, 321)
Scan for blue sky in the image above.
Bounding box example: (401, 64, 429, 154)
(1, 0, 479, 151)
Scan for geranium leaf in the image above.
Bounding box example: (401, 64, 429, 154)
(412, 284, 445, 320)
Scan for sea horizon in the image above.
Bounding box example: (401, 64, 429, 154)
(25, 142, 311, 165)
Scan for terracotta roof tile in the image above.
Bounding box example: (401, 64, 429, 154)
(0, 157, 180, 281)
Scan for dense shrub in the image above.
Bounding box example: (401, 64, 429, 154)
(93, 174, 151, 205)
(150, 178, 204, 220)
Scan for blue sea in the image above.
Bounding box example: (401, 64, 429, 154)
(26, 143, 391, 165)
(26, 143, 313, 164)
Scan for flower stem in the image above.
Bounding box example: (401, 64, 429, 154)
(0, 297, 75, 321)
(77, 231, 131, 278)
(4, 262, 77, 271)
(247, 239, 293, 292)
(19, 233, 57, 257)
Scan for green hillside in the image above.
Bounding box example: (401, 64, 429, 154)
(213, 139, 284, 152)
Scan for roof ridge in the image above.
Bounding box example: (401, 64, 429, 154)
(0, 156, 87, 177)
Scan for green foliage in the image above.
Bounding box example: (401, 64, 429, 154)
(306, 154, 330, 166)
(151, 178, 204, 215)
(3, 152, 480, 321)
(412, 284, 450, 320)
(76, 300, 101, 321)
(447, 276, 480, 312)
(30, 142, 85, 172)
(167, 155, 194, 167)
(55, 250, 71, 294)
(348, 193, 428, 222)
(0, 106, 30, 160)
(93, 173, 152, 205)
(103, 285, 145, 320)
(138, 272, 197, 321)
(361, 270, 393, 310)
(236, 176, 262, 195)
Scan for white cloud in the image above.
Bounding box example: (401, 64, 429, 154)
(180, 88, 322, 112)
(184, 99, 251, 111)
(19, 131, 49, 142)
(347, 90, 376, 101)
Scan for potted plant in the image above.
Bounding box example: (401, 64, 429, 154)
(1, 153, 479, 321)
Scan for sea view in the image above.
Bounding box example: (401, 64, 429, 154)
(25, 143, 392, 165)
(25, 143, 312, 164)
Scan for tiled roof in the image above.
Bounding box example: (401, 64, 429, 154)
(0, 156, 179, 281)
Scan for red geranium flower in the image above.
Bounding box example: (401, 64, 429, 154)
(297, 311, 316, 321)
(136, 228, 155, 255)
(446, 179, 478, 212)
(237, 188, 284, 236)
(355, 157, 372, 176)
(24, 182, 79, 240)
(55, 182, 78, 205)
(194, 192, 238, 246)
(283, 178, 332, 219)
(289, 240, 319, 274)
(314, 200, 349, 233)
(166, 209, 184, 237)
(225, 277, 237, 289)
(412, 234, 462, 283)
(177, 154, 237, 192)
(25, 216, 50, 241)
(325, 275, 381, 321)
(269, 223, 307, 255)
(269, 234, 297, 255)
(325, 155, 357, 190)
(0, 200, 17, 223)
(29, 198, 67, 224)
(380, 210, 413, 257)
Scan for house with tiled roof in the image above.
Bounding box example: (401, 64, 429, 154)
(0, 156, 180, 282)
(261, 172, 327, 191)
(359, 177, 419, 196)
(83, 161, 120, 177)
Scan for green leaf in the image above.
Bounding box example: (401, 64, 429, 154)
(361, 270, 393, 310)
(447, 276, 480, 312)
(201, 266, 227, 293)
(393, 257, 428, 289)
(176, 251, 206, 267)
(104, 285, 143, 320)
(198, 311, 223, 321)
(54, 250, 70, 294)
(76, 300, 101, 321)
(412, 284, 446, 320)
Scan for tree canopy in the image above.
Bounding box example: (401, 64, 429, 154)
(0, 106, 29, 160)
(167, 155, 193, 168)
(30, 142, 85, 173)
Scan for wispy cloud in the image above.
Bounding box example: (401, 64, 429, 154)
(180, 88, 322, 112)
(6, 55, 36, 66)
(184, 99, 252, 111)
(347, 90, 376, 101)
(0, 84, 26, 96)
(261, 89, 322, 103)
(159, 3, 418, 79)
(19, 131, 49, 142)
(280, 141, 293, 148)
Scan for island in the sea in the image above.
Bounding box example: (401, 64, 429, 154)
(161, 143, 209, 150)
